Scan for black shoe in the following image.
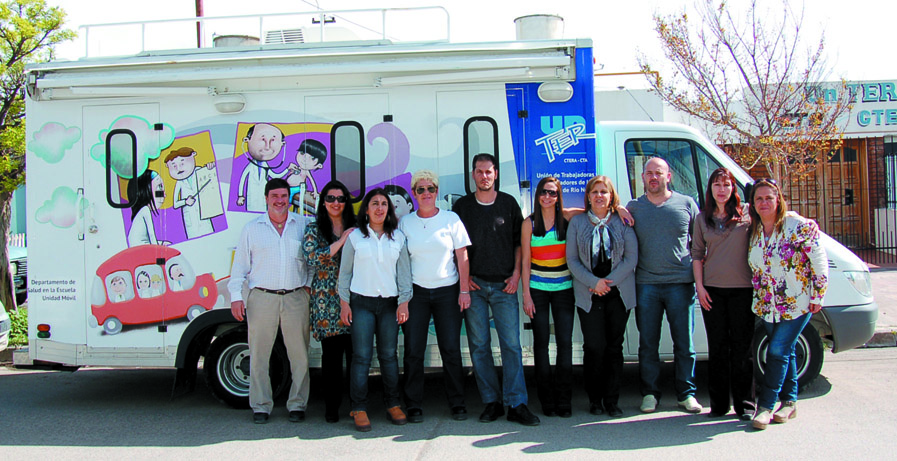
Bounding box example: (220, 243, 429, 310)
(557, 407, 572, 418)
(507, 404, 541, 426)
(605, 403, 623, 418)
(407, 408, 424, 424)
(589, 403, 604, 416)
(543, 407, 557, 417)
(253, 412, 269, 424)
(288, 411, 305, 423)
(478, 402, 505, 423)
(451, 406, 468, 421)
(325, 412, 339, 423)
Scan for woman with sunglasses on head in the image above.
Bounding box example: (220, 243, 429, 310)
(565, 176, 638, 417)
(520, 176, 580, 417)
(691, 167, 754, 420)
(338, 188, 412, 432)
(399, 170, 472, 423)
(748, 179, 828, 430)
(302, 180, 356, 423)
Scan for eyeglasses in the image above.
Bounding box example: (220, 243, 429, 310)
(415, 186, 437, 194)
(756, 178, 778, 187)
(539, 189, 559, 198)
(324, 194, 347, 203)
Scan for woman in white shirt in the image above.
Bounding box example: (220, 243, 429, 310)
(399, 170, 472, 423)
(338, 188, 412, 432)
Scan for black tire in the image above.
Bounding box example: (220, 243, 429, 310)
(752, 322, 824, 390)
(205, 329, 291, 409)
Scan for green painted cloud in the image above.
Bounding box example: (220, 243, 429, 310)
(28, 122, 81, 164)
(35, 186, 88, 229)
(89, 115, 175, 179)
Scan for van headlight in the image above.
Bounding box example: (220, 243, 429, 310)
(843, 271, 872, 297)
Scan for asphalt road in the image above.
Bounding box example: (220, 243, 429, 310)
(1, 348, 894, 460)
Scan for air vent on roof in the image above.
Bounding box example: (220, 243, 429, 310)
(266, 28, 305, 44)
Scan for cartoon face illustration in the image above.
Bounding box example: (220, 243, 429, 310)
(136, 271, 150, 290)
(110, 276, 127, 295)
(151, 173, 166, 208)
(151, 274, 163, 291)
(245, 123, 285, 162)
(384, 185, 414, 220)
(169, 264, 184, 282)
(296, 150, 322, 171)
(166, 151, 197, 181)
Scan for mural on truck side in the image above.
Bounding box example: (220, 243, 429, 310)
(88, 115, 175, 179)
(88, 246, 218, 335)
(120, 130, 228, 245)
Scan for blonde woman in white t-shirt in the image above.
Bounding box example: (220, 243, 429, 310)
(399, 170, 473, 423)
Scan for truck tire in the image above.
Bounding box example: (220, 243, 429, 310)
(205, 329, 291, 409)
(752, 322, 824, 390)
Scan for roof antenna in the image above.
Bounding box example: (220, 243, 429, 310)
(619, 86, 655, 122)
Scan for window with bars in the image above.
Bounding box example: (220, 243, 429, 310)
(885, 136, 897, 209)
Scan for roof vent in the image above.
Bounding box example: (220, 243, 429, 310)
(265, 28, 305, 44)
(514, 14, 564, 40)
(212, 35, 260, 47)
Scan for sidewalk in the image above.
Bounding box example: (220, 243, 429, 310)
(866, 269, 897, 347)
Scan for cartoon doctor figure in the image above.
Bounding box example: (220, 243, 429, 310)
(165, 146, 215, 239)
(236, 123, 291, 212)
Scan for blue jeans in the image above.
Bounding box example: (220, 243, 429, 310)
(465, 277, 528, 407)
(757, 313, 812, 410)
(348, 293, 401, 411)
(635, 282, 697, 402)
(402, 283, 465, 410)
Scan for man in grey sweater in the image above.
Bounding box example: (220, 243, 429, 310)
(627, 157, 703, 415)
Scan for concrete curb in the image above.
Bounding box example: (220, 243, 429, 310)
(863, 330, 897, 348)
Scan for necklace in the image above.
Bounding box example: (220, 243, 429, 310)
(418, 209, 439, 228)
(270, 215, 287, 229)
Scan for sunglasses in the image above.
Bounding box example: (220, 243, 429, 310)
(324, 194, 348, 203)
(539, 189, 559, 198)
(415, 186, 438, 194)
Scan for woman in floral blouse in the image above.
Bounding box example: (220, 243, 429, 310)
(747, 179, 828, 430)
(303, 180, 356, 423)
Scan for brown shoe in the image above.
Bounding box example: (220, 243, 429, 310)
(386, 406, 407, 425)
(350, 410, 372, 432)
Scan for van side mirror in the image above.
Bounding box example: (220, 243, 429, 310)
(743, 182, 753, 203)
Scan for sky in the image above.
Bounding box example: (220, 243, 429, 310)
(47, 0, 897, 88)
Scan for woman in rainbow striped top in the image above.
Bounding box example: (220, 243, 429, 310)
(521, 176, 581, 418)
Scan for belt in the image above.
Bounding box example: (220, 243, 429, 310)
(255, 287, 302, 295)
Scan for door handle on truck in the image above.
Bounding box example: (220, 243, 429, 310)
(77, 188, 85, 241)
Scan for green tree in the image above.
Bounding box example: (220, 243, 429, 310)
(639, 0, 851, 181)
(1, 0, 75, 311)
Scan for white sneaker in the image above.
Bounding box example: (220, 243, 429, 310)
(752, 407, 773, 430)
(640, 395, 657, 413)
(677, 396, 703, 413)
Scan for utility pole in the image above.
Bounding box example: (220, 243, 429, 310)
(195, 0, 204, 48)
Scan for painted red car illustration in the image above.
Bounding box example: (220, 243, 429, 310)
(89, 245, 217, 335)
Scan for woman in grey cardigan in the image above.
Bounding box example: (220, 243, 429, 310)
(566, 175, 638, 417)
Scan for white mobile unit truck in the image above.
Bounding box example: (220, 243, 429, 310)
(22, 9, 876, 407)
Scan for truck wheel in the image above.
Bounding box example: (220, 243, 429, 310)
(187, 305, 205, 321)
(752, 322, 824, 390)
(103, 317, 123, 335)
(205, 329, 291, 409)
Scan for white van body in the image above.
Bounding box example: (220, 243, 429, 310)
(22, 10, 876, 406)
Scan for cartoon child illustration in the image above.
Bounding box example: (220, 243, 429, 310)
(236, 123, 290, 212)
(288, 139, 327, 197)
(384, 184, 414, 220)
(109, 275, 131, 303)
(136, 271, 152, 298)
(165, 147, 216, 239)
(127, 170, 170, 247)
(168, 263, 185, 291)
(150, 274, 164, 296)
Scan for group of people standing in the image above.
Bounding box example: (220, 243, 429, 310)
(228, 153, 828, 433)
